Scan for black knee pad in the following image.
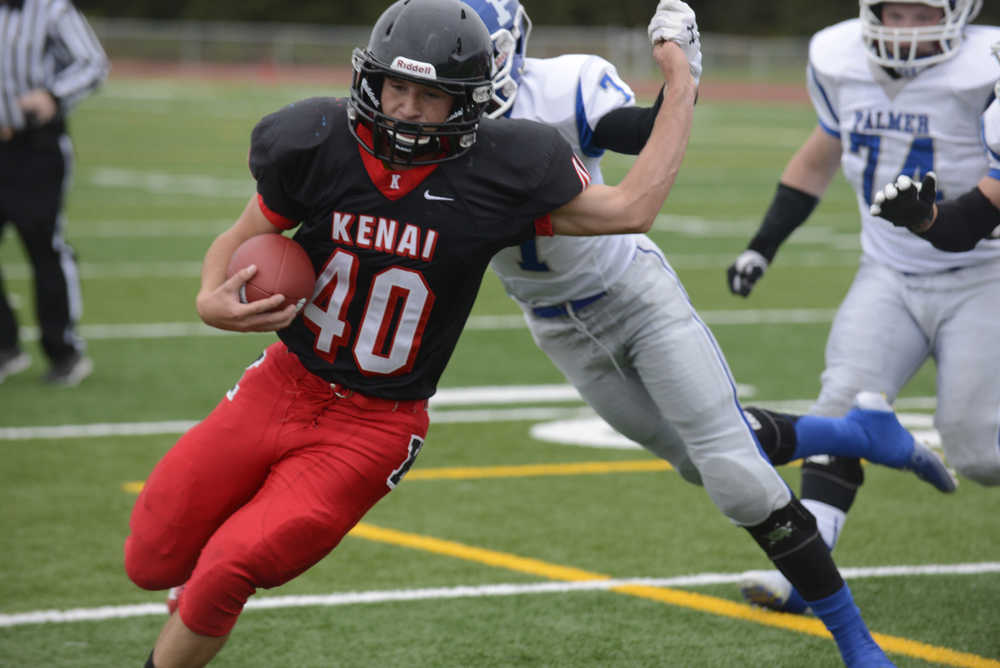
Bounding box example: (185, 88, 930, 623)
(745, 497, 844, 601)
(746, 496, 818, 560)
(743, 406, 798, 466)
(801, 456, 864, 512)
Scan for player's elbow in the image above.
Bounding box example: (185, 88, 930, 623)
(619, 194, 664, 234)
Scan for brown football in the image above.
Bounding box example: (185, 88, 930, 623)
(226, 234, 316, 309)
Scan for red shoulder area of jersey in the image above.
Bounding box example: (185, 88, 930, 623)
(356, 125, 440, 201)
(257, 194, 296, 230)
(532, 154, 589, 236)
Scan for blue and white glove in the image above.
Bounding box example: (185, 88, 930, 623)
(648, 0, 703, 87)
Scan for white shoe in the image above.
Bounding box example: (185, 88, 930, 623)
(44, 353, 93, 387)
(0, 348, 30, 383)
(740, 570, 809, 614)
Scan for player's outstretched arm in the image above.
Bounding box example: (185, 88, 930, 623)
(196, 195, 301, 332)
(550, 40, 695, 236)
(871, 173, 1000, 252)
(725, 126, 841, 297)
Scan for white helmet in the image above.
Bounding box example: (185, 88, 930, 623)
(859, 0, 982, 71)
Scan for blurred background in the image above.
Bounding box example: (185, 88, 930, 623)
(74, 1, 1000, 85)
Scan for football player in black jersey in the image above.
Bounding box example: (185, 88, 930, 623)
(125, 1, 893, 666)
(125, 1, 696, 666)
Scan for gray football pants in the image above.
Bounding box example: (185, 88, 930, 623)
(524, 243, 790, 526)
(811, 254, 1000, 486)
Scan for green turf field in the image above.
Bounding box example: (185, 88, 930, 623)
(0, 75, 997, 667)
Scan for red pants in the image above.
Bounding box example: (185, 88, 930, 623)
(124, 342, 428, 636)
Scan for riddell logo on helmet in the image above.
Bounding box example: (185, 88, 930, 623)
(391, 57, 437, 80)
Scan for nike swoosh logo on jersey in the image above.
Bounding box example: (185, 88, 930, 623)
(423, 190, 455, 202)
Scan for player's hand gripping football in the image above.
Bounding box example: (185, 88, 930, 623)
(870, 172, 937, 232)
(647, 0, 702, 86)
(196, 265, 304, 333)
(726, 249, 768, 297)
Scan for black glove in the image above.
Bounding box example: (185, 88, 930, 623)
(870, 172, 937, 230)
(726, 249, 768, 297)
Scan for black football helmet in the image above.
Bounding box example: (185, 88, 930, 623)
(348, 0, 495, 166)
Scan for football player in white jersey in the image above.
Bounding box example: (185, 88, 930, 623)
(728, 0, 1000, 614)
(871, 40, 1000, 249)
(464, 1, 954, 665)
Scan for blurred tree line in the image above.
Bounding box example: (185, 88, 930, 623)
(75, 0, 1000, 36)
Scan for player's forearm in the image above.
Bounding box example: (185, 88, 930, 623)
(918, 180, 1000, 252)
(615, 69, 695, 231)
(198, 197, 276, 299)
(551, 44, 694, 236)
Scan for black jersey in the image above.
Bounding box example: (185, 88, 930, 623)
(249, 97, 590, 399)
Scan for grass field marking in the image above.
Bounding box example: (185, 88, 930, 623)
(404, 459, 674, 480)
(118, 460, 673, 495)
(351, 523, 1000, 668)
(11, 308, 841, 341)
(3, 564, 999, 631)
(90, 166, 253, 199)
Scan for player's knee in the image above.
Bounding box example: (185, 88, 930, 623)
(950, 458, 1000, 486)
(124, 534, 192, 591)
(938, 422, 1000, 486)
(675, 458, 703, 486)
(181, 564, 257, 637)
(813, 379, 866, 417)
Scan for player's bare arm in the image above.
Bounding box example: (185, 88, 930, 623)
(726, 126, 842, 297)
(779, 126, 842, 196)
(196, 195, 300, 332)
(550, 41, 695, 236)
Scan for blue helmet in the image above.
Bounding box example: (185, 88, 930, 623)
(462, 0, 533, 118)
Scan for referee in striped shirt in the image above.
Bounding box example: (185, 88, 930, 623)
(0, 0, 108, 386)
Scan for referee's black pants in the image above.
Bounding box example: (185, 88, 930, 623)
(0, 121, 84, 365)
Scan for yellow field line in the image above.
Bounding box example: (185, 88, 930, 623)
(350, 522, 1000, 668)
(404, 459, 673, 479)
(121, 459, 676, 494)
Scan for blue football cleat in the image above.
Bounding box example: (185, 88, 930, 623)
(845, 392, 957, 493)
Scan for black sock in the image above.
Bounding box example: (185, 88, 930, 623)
(801, 456, 864, 512)
(743, 407, 798, 466)
(746, 497, 844, 601)
(144, 649, 155, 668)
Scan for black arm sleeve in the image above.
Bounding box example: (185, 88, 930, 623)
(591, 86, 665, 155)
(747, 183, 820, 262)
(919, 186, 1000, 252)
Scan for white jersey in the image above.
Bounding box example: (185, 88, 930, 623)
(489, 54, 642, 306)
(808, 19, 1000, 273)
(982, 98, 1000, 175)
(979, 99, 1000, 239)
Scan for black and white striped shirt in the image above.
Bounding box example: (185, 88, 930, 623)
(0, 0, 108, 131)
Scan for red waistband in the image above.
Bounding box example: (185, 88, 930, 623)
(269, 342, 427, 414)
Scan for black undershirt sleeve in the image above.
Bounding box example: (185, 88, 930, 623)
(920, 186, 1000, 252)
(746, 183, 819, 262)
(591, 86, 665, 155)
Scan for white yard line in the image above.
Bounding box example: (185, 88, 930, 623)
(14, 309, 839, 343)
(2, 562, 998, 628)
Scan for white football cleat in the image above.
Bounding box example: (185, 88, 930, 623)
(739, 570, 809, 614)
